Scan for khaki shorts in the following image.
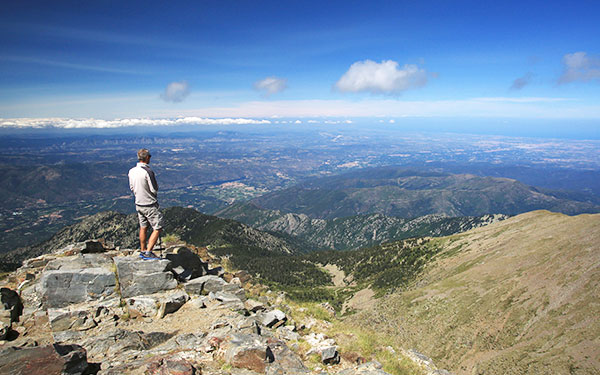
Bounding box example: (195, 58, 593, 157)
(136, 203, 164, 230)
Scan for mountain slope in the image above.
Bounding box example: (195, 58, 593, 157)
(249, 168, 600, 219)
(0, 206, 299, 271)
(344, 211, 600, 374)
(217, 202, 507, 251)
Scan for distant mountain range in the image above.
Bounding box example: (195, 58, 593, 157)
(247, 168, 600, 219)
(217, 202, 507, 251)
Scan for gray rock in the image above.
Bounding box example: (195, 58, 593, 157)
(213, 291, 243, 303)
(276, 325, 300, 341)
(82, 329, 173, 360)
(321, 346, 340, 365)
(190, 296, 209, 309)
(114, 256, 177, 298)
(223, 284, 247, 301)
(244, 299, 266, 313)
(157, 290, 189, 318)
(184, 275, 227, 295)
(265, 338, 309, 375)
(260, 309, 287, 328)
(38, 268, 116, 308)
(48, 308, 96, 332)
(45, 254, 113, 271)
(53, 330, 86, 344)
(127, 296, 160, 318)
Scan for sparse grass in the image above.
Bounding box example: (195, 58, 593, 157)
(328, 324, 426, 375)
(162, 233, 181, 245)
(287, 300, 335, 323)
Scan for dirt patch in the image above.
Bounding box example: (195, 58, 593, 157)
(342, 288, 376, 313)
(323, 264, 346, 287)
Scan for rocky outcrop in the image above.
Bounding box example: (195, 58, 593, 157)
(0, 237, 451, 375)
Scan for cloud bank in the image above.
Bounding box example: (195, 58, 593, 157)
(0, 117, 271, 129)
(335, 59, 428, 94)
(160, 81, 191, 102)
(253, 76, 287, 96)
(558, 52, 600, 84)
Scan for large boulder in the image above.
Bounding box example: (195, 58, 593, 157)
(126, 290, 189, 319)
(114, 256, 177, 298)
(37, 268, 117, 308)
(165, 246, 208, 281)
(0, 344, 92, 375)
(223, 333, 273, 373)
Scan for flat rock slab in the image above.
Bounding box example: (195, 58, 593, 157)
(0, 344, 91, 375)
(38, 268, 117, 308)
(115, 256, 177, 298)
(82, 328, 173, 360)
(184, 275, 227, 295)
(45, 254, 113, 271)
(48, 308, 96, 332)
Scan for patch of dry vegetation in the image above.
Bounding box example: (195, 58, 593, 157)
(345, 211, 600, 375)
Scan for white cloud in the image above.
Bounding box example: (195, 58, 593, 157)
(253, 76, 287, 96)
(335, 59, 428, 94)
(0, 117, 271, 129)
(160, 81, 190, 103)
(510, 72, 533, 90)
(558, 52, 600, 84)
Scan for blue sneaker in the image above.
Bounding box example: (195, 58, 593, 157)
(139, 251, 160, 260)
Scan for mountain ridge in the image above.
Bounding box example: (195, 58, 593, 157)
(248, 168, 600, 219)
(217, 202, 508, 251)
(0, 206, 299, 271)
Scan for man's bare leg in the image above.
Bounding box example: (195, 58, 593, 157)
(147, 228, 162, 252)
(139, 226, 148, 252)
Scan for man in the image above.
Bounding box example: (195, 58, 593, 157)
(128, 148, 163, 259)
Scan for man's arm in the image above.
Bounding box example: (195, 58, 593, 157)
(146, 169, 158, 195)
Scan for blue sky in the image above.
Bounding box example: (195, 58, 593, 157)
(1, 0, 599, 128)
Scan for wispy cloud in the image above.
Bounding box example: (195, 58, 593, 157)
(0, 56, 145, 75)
(558, 52, 600, 84)
(253, 77, 288, 96)
(0, 117, 271, 129)
(510, 72, 533, 90)
(160, 81, 191, 103)
(335, 59, 428, 94)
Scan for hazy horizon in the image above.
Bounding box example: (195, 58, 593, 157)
(1, 1, 599, 137)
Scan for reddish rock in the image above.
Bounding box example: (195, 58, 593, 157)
(0, 344, 90, 375)
(145, 356, 197, 375)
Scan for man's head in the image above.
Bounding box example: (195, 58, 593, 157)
(137, 148, 151, 163)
